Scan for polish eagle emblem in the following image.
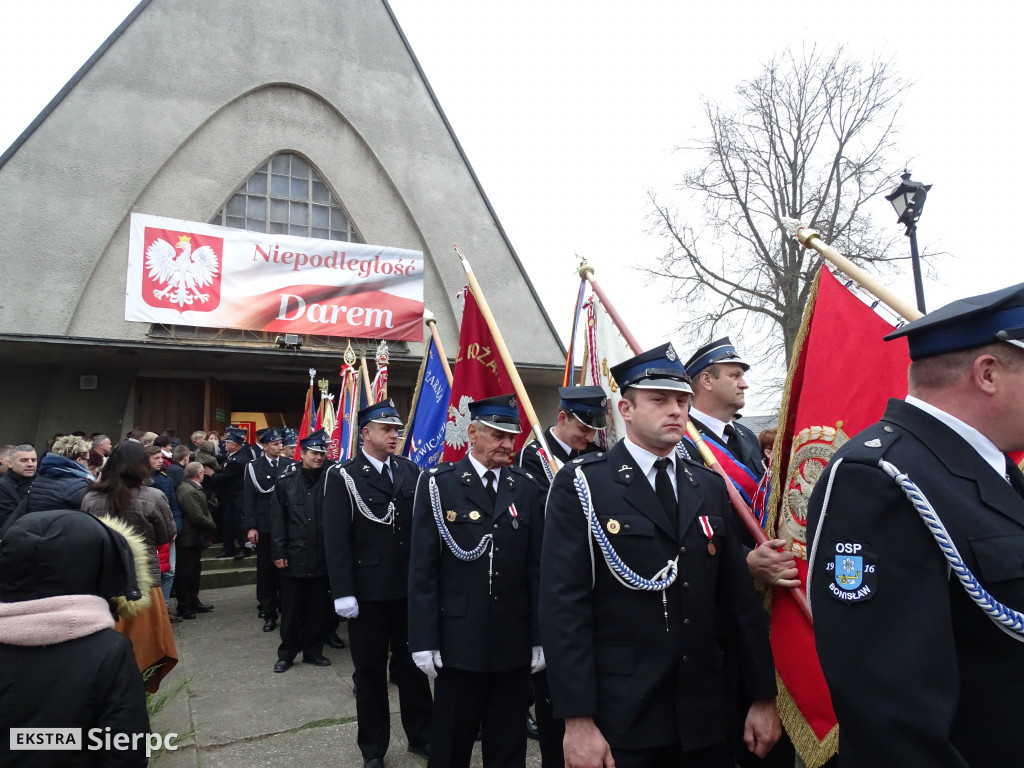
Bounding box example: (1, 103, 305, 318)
(444, 395, 474, 449)
(145, 235, 219, 308)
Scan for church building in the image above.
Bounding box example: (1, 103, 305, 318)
(0, 0, 563, 445)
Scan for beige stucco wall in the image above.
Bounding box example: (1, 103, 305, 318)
(0, 0, 561, 367)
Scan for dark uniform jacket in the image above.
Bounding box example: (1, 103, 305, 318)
(270, 463, 329, 578)
(322, 452, 419, 602)
(807, 398, 1024, 767)
(408, 456, 545, 673)
(211, 445, 257, 504)
(242, 455, 295, 533)
(540, 440, 776, 751)
(518, 427, 600, 492)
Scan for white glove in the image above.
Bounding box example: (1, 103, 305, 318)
(412, 650, 443, 680)
(530, 645, 546, 674)
(334, 596, 359, 619)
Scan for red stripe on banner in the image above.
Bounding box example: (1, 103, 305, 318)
(222, 286, 424, 341)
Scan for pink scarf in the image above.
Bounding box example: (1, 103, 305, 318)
(0, 594, 114, 646)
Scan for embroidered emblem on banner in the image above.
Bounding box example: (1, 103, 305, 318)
(143, 229, 222, 311)
(780, 423, 849, 559)
(825, 540, 878, 603)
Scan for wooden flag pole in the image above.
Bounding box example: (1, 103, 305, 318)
(358, 352, 373, 402)
(453, 245, 560, 478)
(580, 259, 811, 621)
(424, 309, 454, 386)
(783, 218, 924, 322)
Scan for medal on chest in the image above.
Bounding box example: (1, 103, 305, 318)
(698, 515, 716, 555)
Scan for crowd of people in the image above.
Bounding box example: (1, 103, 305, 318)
(4, 282, 1024, 768)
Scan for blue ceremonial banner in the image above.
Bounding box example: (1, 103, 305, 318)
(402, 337, 451, 469)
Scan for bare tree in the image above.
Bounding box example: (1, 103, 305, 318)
(647, 45, 909, 371)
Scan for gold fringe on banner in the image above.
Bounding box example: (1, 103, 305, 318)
(776, 672, 839, 768)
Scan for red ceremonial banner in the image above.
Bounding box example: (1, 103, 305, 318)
(767, 267, 909, 766)
(441, 291, 530, 462)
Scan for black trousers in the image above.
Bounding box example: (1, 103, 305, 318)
(532, 669, 563, 768)
(611, 741, 729, 768)
(277, 574, 330, 662)
(218, 495, 241, 555)
(254, 532, 280, 617)
(428, 666, 529, 768)
(349, 599, 432, 759)
(175, 545, 203, 612)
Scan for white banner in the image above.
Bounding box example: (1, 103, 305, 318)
(581, 294, 633, 447)
(125, 213, 424, 340)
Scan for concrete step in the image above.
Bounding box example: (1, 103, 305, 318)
(200, 550, 257, 590)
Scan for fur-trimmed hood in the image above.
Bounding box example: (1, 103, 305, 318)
(0, 510, 153, 618)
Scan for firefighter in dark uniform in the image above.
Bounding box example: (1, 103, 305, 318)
(540, 343, 779, 768)
(243, 427, 294, 632)
(212, 427, 258, 559)
(517, 386, 606, 767)
(683, 337, 764, 478)
(323, 399, 432, 768)
(408, 394, 546, 768)
(270, 428, 333, 672)
(808, 283, 1024, 767)
(683, 337, 798, 768)
(518, 386, 606, 489)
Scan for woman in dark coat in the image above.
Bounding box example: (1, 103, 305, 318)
(24, 435, 95, 514)
(0, 509, 151, 768)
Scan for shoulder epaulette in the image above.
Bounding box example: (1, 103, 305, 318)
(425, 462, 456, 476)
(571, 451, 606, 467)
(837, 422, 902, 462)
(508, 464, 540, 483)
(279, 462, 300, 478)
(392, 455, 420, 472)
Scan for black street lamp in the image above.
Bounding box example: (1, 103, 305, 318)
(885, 170, 932, 314)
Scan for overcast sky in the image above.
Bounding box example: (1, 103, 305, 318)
(3, 1, 1022, 413)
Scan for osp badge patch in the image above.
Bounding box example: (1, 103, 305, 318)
(825, 540, 878, 603)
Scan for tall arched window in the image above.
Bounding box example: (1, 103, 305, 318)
(149, 152, 372, 347)
(210, 153, 362, 243)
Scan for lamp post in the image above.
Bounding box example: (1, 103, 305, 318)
(885, 170, 932, 314)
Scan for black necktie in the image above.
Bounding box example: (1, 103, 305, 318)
(723, 424, 737, 443)
(653, 457, 676, 519)
(484, 470, 498, 504)
(381, 462, 393, 490)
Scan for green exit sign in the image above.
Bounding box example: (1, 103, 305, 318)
(215, 408, 226, 422)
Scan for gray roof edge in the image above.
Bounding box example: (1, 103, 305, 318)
(380, 0, 567, 360)
(0, 0, 154, 170)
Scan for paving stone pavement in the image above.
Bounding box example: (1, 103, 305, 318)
(150, 584, 543, 767)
